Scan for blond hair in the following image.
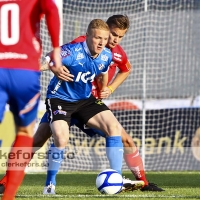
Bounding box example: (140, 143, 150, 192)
(87, 19, 109, 34)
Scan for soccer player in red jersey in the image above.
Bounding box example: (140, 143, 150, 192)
(0, 0, 62, 199)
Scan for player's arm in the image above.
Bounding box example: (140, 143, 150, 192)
(108, 60, 132, 93)
(41, 53, 74, 82)
(96, 72, 108, 91)
(40, 35, 86, 76)
(41, 0, 62, 69)
(40, 60, 49, 71)
(99, 60, 132, 99)
(51, 65, 74, 82)
(97, 73, 111, 99)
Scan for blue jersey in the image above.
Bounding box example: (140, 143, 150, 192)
(47, 41, 112, 102)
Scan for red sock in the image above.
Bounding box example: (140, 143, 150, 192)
(2, 135, 33, 200)
(0, 146, 35, 189)
(124, 149, 148, 185)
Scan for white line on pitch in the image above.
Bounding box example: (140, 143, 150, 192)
(13, 194, 195, 198)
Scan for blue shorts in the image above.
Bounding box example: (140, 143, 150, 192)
(40, 111, 106, 138)
(0, 68, 40, 126)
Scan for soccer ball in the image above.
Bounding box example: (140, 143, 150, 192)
(96, 169, 123, 194)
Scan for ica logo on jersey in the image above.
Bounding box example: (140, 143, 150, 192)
(75, 71, 95, 83)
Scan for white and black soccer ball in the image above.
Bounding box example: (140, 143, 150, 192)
(96, 169, 123, 194)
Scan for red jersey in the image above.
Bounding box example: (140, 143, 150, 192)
(0, 0, 60, 71)
(71, 35, 131, 98)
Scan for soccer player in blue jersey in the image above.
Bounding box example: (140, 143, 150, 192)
(42, 19, 125, 194)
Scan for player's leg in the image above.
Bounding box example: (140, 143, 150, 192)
(76, 97, 123, 175)
(43, 98, 71, 194)
(122, 129, 164, 191)
(88, 110, 123, 174)
(0, 112, 52, 194)
(42, 117, 82, 194)
(33, 112, 52, 151)
(33, 117, 53, 192)
(73, 119, 144, 192)
(122, 128, 148, 184)
(0, 69, 40, 200)
(0, 72, 9, 194)
(74, 107, 163, 192)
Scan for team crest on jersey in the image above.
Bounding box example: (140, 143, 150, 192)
(61, 46, 71, 58)
(101, 54, 108, 62)
(58, 105, 62, 110)
(76, 52, 84, 60)
(98, 64, 105, 70)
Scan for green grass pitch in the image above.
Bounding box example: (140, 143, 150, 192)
(0, 171, 200, 200)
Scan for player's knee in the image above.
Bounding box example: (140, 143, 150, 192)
(122, 134, 138, 154)
(54, 139, 68, 148)
(122, 130, 135, 147)
(53, 132, 69, 148)
(107, 122, 122, 137)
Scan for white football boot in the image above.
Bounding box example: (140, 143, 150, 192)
(43, 182, 56, 194)
(121, 177, 144, 192)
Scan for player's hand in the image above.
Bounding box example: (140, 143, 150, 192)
(99, 87, 112, 99)
(50, 65, 74, 82)
(49, 47, 74, 82)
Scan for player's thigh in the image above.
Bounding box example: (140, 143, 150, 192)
(76, 97, 121, 135)
(74, 97, 109, 125)
(45, 98, 73, 125)
(72, 117, 106, 138)
(9, 70, 40, 127)
(87, 110, 122, 135)
(45, 98, 73, 145)
(50, 120, 69, 147)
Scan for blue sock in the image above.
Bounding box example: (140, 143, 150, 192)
(45, 143, 64, 186)
(106, 136, 123, 174)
